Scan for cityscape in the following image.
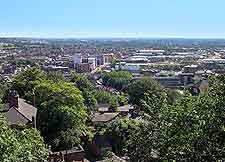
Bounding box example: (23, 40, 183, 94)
(1, 0, 225, 162)
(2, 38, 225, 91)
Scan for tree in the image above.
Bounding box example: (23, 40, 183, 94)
(140, 89, 167, 119)
(110, 59, 117, 69)
(127, 76, 225, 161)
(116, 95, 128, 106)
(97, 118, 144, 155)
(12, 68, 46, 97)
(46, 71, 65, 82)
(71, 73, 94, 92)
(102, 71, 132, 91)
(0, 76, 11, 103)
(94, 90, 120, 111)
(34, 81, 87, 151)
(94, 90, 112, 104)
(82, 90, 98, 113)
(0, 113, 48, 162)
(71, 74, 97, 112)
(166, 89, 182, 105)
(127, 121, 160, 162)
(128, 77, 164, 106)
(14, 128, 48, 162)
(109, 96, 119, 112)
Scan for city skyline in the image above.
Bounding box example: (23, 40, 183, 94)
(1, 0, 225, 38)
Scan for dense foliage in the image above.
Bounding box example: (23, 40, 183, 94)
(94, 90, 128, 111)
(97, 118, 144, 155)
(71, 73, 98, 112)
(11, 68, 89, 151)
(128, 77, 165, 106)
(34, 81, 87, 151)
(0, 108, 48, 162)
(127, 76, 225, 162)
(102, 71, 132, 91)
(8, 67, 225, 161)
(12, 67, 46, 97)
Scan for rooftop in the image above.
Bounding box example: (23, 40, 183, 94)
(91, 112, 119, 123)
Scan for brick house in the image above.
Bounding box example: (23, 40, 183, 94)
(3, 92, 37, 128)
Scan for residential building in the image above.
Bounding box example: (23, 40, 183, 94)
(103, 53, 114, 65)
(3, 92, 37, 128)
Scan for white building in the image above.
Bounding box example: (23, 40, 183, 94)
(88, 57, 97, 69)
(73, 53, 82, 68)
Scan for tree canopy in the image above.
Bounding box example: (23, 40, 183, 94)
(127, 76, 225, 162)
(12, 67, 46, 97)
(71, 73, 98, 112)
(11, 68, 89, 151)
(0, 113, 48, 162)
(34, 81, 87, 151)
(128, 77, 165, 106)
(97, 118, 145, 155)
(102, 71, 132, 91)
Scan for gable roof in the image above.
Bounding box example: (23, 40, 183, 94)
(17, 98, 37, 121)
(98, 104, 134, 113)
(6, 107, 29, 126)
(91, 112, 119, 123)
(5, 98, 37, 125)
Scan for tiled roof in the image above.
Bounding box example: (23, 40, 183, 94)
(17, 98, 37, 121)
(5, 98, 37, 125)
(91, 112, 119, 123)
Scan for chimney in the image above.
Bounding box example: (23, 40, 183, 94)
(32, 90, 36, 107)
(32, 116, 36, 128)
(8, 90, 19, 108)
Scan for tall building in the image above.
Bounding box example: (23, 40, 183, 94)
(73, 53, 82, 68)
(103, 53, 114, 65)
(88, 57, 97, 69)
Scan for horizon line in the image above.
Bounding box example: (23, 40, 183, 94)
(1, 36, 225, 40)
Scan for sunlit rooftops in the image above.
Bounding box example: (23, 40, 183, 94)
(184, 65, 198, 68)
(201, 59, 225, 64)
(138, 49, 165, 53)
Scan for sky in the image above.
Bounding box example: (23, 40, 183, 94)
(0, 0, 225, 38)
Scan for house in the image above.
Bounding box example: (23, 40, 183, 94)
(3, 92, 37, 128)
(96, 153, 128, 162)
(98, 104, 134, 116)
(48, 145, 85, 162)
(90, 112, 119, 125)
(189, 79, 209, 95)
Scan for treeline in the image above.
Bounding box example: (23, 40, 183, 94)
(98, 73, 225, 161)
(0, 68, 131, 160)
(2, 68, 225, 161)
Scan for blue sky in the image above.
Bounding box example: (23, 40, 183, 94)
(0, 0, 225, 38)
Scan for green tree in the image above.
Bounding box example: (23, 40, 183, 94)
(109, 96, 119, 112)
(46, 71, 65, 82)
(94, 90, 120, 111)
(71, 74, 97, 112)
(140, 89, 167, 119)
(102, 71, 132, 91)
(94, 90, 112, 104)
(14, 128, 48, 162)
(128, 76, 225, 161)
(34, 81, 87, 151)
(166, 89, 182, 105)
(97, 118, 144, 155)
(0, 114, 48, 162)
(71, 73, 94, 92)
(83, 91, 98, 113)
(128, 77, 164, 106)
(12, 68, 46, 97)
(110, 59, 117, 69)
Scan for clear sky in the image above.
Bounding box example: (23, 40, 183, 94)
(0, 0, 225, 38)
